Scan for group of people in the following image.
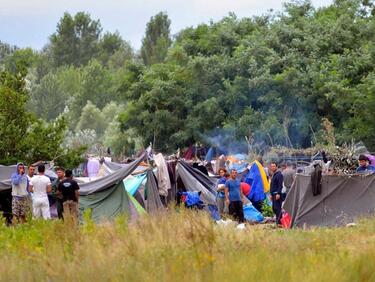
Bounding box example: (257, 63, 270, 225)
(10, 163, 80, 224)
(216, 161, 295, 226)
(217, 153, 375, 225)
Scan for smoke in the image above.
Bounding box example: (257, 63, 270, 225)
(199, 127, 249, 155)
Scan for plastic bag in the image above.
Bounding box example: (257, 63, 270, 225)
(280, 211, 291, 228)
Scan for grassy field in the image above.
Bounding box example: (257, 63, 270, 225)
(0, 210, 374, 282)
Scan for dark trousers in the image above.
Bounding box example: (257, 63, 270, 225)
(57, 199, 63, 219)
(272, 196, 282, 224)
(229, 201, 244, 223)
(251, 200, 263, 213)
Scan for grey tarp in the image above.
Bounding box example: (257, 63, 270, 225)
(103, 160, 148, 175)
(145, 170, 164, 213)
(284, 173, 375, 227)
(79, 181, 134, 223)
(0, 164, 57, 191)
(80, 152, 146, 195)
(176, 161, 217, 205)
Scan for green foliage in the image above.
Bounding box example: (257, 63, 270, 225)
(141, 12, 172, 65)
(0, 66, 84, 166)
(122, 0, 375, 152)
(50, 12, 102, 67)
(0, 65, 31, 163)
(3, 0, 375, 156)
(76, 101, 106, 136)
(261, 199, 274, 217)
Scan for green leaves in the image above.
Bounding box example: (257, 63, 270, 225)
(141, 12, 172, 66)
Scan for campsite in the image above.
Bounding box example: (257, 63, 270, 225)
(1, 0, 375, 280)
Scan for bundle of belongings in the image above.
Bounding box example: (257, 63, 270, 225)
(179, 191, 204, 210)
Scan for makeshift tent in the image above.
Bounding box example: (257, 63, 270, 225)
(124, 173, 147, 196)
(244, 161, 268, 203)
(79, 152, 147, 222)
(79, 181, 135, 222)
(176, 161, 217, 205)
(122, 169, 164, 214)
(145, 170, 165, 213)
(284, 172, 375, 228)
(103, 160, 149, 175)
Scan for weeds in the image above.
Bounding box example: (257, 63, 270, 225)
(0, 211, 374, 281)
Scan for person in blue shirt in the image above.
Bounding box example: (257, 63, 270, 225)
(216, 168, 228, 215)
(356, 155, 375, 173)
(225, 169, 244, 223)
(270, 162, 283, 225)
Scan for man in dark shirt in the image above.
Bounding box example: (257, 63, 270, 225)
(52, 167, 65, 219)
(57, 169, 80, 221)
(270, 162, 284, 225)
(225, 169, 244, 223)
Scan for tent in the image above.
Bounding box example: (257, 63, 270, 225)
(79, 152, 147, 222)
(176, 160, 217, 205)
(284, 172, 375, 228)
(122, 169, 165, 214)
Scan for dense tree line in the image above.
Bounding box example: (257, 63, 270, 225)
(1, 0, 375, 160)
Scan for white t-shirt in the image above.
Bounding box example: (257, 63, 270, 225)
(30, 175, 51, 200)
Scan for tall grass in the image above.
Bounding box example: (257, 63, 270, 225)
(0, 209, 374, 281)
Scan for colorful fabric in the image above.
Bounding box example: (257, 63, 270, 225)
(128, 192, 146, 215)
(123, 173, 147, 196)
(244, 161, 267, 203)
(181, 191, 204, 207)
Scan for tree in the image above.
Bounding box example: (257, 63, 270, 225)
(75, 101, 106, 137)
(98, 32, 133, 66)
(29, 66, 82, 121)
(50, 12, 102, 67)
(141, 12, 172, 65)
(0, 65, 31, 163)
(0, 65, 84, 166)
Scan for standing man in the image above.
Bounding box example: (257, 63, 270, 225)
(52, 167, 65, 219)
(57, 169, 80, 221)
(10, 163, 30, 223)
(225, 169, 245, 223)
(270, 162, 283, 225)
(29, 164, 51, 219)
(27, 164, 35, 180)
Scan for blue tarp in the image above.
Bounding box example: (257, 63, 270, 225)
(123, 173, 147, 196)
(245, 164, 266, 203)
(181, 191, 204, 207)
(243, 204, 264, 222)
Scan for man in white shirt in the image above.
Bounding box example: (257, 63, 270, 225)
(29, 164, 52, 219)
